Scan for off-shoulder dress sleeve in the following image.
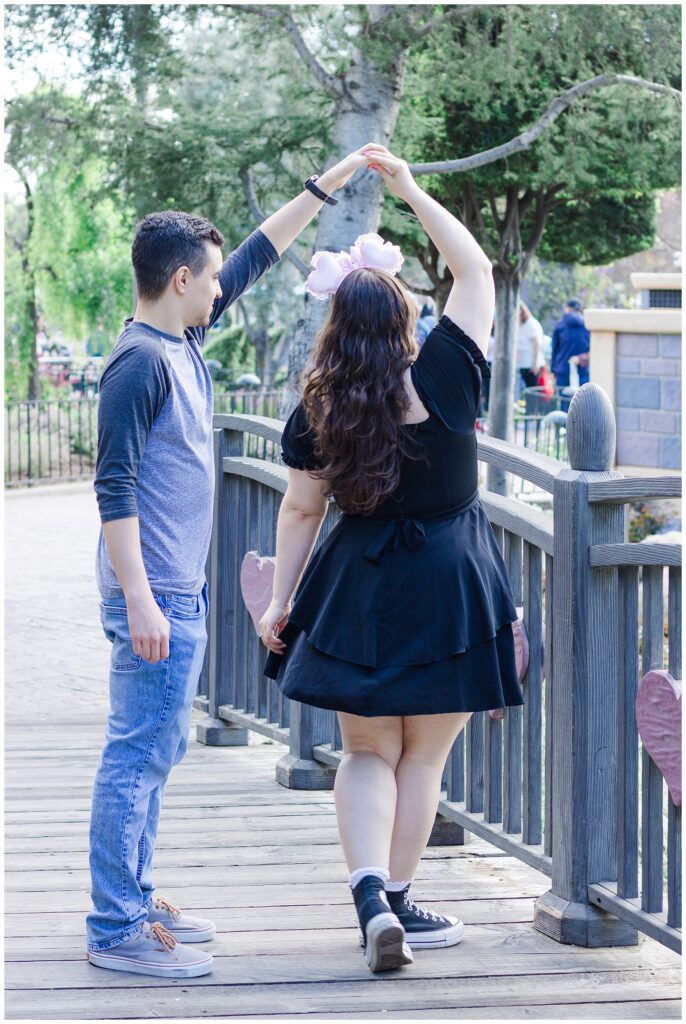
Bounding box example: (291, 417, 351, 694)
(280, 402, 323, 471)
(410, 314, 489, 432)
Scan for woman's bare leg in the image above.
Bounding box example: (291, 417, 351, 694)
(335, 711, 403, 872)
(389, 712, 471, 882)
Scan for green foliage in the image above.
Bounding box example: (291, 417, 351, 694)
(628, 501, 667, 543)
(202, 322, 252, 375)
(4, 2, 681, 399)
(390, 4, 681, 274)
(31, 159, 133, 348)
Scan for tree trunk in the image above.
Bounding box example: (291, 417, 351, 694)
(486, 268, 520, 495)
(21, 176, 41, 402)
(280, 8, 408, 417)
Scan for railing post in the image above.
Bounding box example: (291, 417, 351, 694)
(534, 383, 638, 946)
(276, 702, 336, 790)
(197, 426, 249, 747)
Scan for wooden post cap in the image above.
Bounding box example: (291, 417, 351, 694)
(566, 383, 616, 471)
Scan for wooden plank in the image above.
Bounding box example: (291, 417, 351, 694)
(587, 477, 681, 503)
(465, 711, 484, 814)
(209, 1006, 683, 1022)
(223, 455, 288, 495)
(588, 882, 681, 954)
(617, 566, 640, 900)
(479, 491, 554, 556)
(5, 942, 681, 991)
(543, 552, 553, 858)
(503, 533, 523, 835)
(18, 918, 675, 965)
(7, 852, 550, 892)
(477, 433, 562, 493)
(522, 542, 543, 845)
(483, 713, 502, 824)
(4, 969, 681, 1019)
(590, 542, 681, 568)
(668, 566, 681, 680)
(5, 810, 336, 839)
(641, 565, 665, 915)
(666, 801, 681, 931)
(213, 412, 284, 441)
(4, 887, 539, 921)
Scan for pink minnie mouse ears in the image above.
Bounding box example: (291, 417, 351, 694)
(306, 233, 404, 300)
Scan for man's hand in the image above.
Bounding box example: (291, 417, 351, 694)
(319, 142, 387, 193)
(126, 593, 171, 664)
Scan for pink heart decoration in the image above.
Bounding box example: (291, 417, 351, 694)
(240, 551, 276, 634)
(636, 669, 682, 806)
(488, 611, 531, 720)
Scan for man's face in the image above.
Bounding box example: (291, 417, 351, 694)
(184, 243, 223, 327)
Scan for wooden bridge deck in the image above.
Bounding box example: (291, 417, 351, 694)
(4, 483, 682, 1020)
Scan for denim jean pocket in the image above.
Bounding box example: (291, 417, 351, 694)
(168, 593, 203, 619)
(112, 647, 143, 672)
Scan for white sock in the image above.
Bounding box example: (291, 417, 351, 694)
(386, 879, 412, 892)
(348, 866, 390, 889)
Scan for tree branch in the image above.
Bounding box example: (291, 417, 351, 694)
(409, 73, 681, 175)
(412, 5, 476, 40)
(225, 4, 342, 99)
(237, 296, 261, 345)
(239, 167, 310, 277)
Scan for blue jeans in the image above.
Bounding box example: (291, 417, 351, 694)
(87, 583, 209, 951)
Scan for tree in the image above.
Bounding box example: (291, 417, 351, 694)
(4, 87, 134, 397)
(386, 4, 680, 489)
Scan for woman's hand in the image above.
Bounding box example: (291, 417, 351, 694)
(362, 145, 419, 203)
(258, 598, 292, 654)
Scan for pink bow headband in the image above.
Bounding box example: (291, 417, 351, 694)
(305, 233, 404, 300)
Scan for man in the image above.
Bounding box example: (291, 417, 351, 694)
(551, 297, 590, 389)
(516, 301, 544, 391)
(87, 146, 372, 977)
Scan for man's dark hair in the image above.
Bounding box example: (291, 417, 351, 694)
(132, 211, 224, 301)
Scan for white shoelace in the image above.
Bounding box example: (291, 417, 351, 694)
(404, 892, 442, 923)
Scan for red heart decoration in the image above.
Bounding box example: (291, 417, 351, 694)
(636, 669, 682, 806)
(240, 551, 276, 633)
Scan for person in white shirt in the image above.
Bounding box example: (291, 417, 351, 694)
(516, 302, 544, 389)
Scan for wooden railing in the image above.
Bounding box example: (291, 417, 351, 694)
(195, 384, 682, 953)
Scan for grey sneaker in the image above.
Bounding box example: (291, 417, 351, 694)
(88, 922, 213, 977)
(146, 895, 216, 943)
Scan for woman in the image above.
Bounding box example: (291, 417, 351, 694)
(260, 145, 523, 973)
(516, 301, 545, 391)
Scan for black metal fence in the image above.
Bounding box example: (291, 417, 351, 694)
(4, 391, 283, 488)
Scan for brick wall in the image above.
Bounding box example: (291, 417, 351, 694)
(615, 333, 681, 469)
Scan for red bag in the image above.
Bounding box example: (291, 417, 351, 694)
(538, 365, 555, 397)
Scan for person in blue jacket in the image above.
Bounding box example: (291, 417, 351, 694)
(551, 298, 590, 388)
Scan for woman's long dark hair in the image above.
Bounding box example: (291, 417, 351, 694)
(300, 267, 428, 516)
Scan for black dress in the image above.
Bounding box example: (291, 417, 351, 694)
(263, 315, 524, 717)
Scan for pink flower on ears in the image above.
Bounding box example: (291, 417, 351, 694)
(306, 233, 404, 299)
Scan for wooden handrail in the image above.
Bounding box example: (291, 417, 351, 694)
(589, 541, 682, 567)
(587, 477, 682, 503)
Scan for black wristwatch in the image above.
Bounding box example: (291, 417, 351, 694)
(304, 175, 339, 206)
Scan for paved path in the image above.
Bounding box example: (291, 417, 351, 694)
(4, 484, 682, 1020)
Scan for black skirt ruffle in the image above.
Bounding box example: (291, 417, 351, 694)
(263, 494, 524, 717)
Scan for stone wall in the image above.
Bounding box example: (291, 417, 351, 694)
(615, 333, 681, 470)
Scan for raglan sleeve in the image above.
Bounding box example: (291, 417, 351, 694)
(94, 342, 171, 522)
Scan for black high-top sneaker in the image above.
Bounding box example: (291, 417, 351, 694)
(351, 875, 413, 973)
(386, 885, 464, 949)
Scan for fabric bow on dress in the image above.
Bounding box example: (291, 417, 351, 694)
(362, 515, 428, 565)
